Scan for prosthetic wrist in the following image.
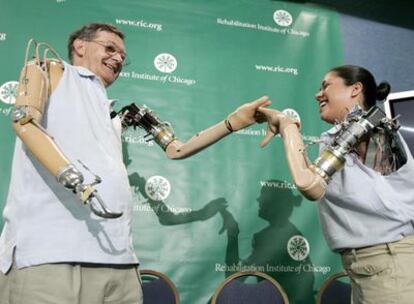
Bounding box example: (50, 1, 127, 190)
(57, 164, 84, 189)
(117, 103, 176, 150)
(226, 109, 253, 132)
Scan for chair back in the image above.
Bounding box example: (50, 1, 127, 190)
(211, 270, 289, 304)
(140, 269, 180, 304)
(316, 271, 351, 304)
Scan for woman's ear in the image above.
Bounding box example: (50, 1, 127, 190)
(351, 81, 363, 98)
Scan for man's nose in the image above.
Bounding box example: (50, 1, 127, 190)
(112, 52, 124, 64)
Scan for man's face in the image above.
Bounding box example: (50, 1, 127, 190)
(74, 30, 126, 87)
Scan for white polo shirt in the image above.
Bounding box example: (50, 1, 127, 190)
(0, 62, 138, 273)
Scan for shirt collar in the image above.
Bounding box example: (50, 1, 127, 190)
(322, 124, 342, 137)
(73, 65, 97, 78)
(63, 61, 98, 78)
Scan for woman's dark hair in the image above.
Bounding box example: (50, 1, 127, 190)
(67, 23, 125, 62)
(329, 65, 391, 109)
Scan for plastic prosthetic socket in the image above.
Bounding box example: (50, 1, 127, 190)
(278, 105, 400, 201)
(11, 39, 122, 219)
(117, 103, 233, 159)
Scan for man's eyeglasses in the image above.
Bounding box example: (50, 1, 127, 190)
(89, 40, 130, 66)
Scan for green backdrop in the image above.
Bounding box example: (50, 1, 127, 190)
(0, 0, 344, 303)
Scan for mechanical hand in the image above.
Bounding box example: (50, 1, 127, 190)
(117, 103, 175, 150)
(58, 162, 123, 219)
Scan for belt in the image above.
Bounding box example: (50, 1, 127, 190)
(340, 234, 414, 259)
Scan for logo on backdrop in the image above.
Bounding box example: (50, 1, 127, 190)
(119, 52, 196, 86)
(273, 10, 293, 27)
(0, 32, 6, 41)
(216, 8, 309, 37)
(154, 53, 178, 73)
(0, 81, 18, 104)
(287, 235, 310, 261)
(145, 175, 171, 201)
(282, 108, 301, 124)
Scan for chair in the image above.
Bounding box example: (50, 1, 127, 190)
(316, 271, 351, 304)
(211, 270, 289, 304)
(140, 269, 180, 304)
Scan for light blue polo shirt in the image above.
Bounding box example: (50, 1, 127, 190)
(318, 126, 414, 251)
(0, 62, 138, 273)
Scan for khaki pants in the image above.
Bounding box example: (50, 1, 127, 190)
(0, 263, 143, 304)
(341, 235, 414, 304)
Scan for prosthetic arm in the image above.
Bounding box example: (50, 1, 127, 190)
(116, 96, 271, 159)
(258, 106, 398, 201)
(11, 39, 121, 218)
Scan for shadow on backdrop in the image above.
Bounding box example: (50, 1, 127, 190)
(123, 142, 227, 226)
(219, 180, 315, 304)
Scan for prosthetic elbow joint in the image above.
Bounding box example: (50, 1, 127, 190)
(117, 103, 176, 150)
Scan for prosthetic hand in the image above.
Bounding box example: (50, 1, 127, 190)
(225, 96, 271, 131)
(12, 39, 122, 219)
(258, 105, 396, 200)
(117, 96, 271, 159)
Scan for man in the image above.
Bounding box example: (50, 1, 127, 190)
(0, 23, 270, 304)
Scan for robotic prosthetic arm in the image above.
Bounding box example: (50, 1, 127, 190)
(11, 40, 121, 218)
(116, 96, 270, 159)
(259, 106, 398, 201)
(259, 110, 325, 200)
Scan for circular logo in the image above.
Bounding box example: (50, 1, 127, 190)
(282, 108, 301, 124)
(273, 10, 293, 27)
(287, 235, 310, 261)
(0, 81, 19, 104)
(145, 175, 171, 201)
(154, 53, 177, 73)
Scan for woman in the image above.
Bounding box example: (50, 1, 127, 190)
(258, 65, 414, 304)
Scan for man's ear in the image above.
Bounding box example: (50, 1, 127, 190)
(72, 39, 86, 58)
(351, 81, 363, 98)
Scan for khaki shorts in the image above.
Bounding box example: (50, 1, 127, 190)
(0, 263, 143, 304)
(341, 235, 414, 304)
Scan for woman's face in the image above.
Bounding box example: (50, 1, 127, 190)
(315, 71, 362, 124)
